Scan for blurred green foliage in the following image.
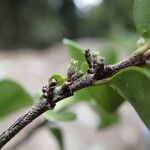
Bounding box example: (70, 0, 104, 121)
(49, 127, 64, 150)
(111, 66, 150, 128)
(0, 0, 134, 49)
(0, 79, 33, 119)
(134, 0, 150, 37)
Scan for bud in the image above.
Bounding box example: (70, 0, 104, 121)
(137, 37, 145, 47)
(42, 86, 47, 93)
(49, 79, 57, 87)
(67, 59, 78, 79)
(91, 50, 104, 61)
(84, 49, 93, 67)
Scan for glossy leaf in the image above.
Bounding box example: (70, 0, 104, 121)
(48, 74, 65, 86)
(63, 38, 85, 68)
(134, 0, 150, 37)
(89, 85, 124, 113)
(0, 79, 33, 119)
(111, 66, 150, 128)
(50, 127, 64, 150)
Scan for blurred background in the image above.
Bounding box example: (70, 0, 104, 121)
(0, 0, 135, 49)
(0, 0, 150, 150)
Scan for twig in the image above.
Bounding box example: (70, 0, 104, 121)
(0, 44, 150, 148)
(10, 119, 50, 150)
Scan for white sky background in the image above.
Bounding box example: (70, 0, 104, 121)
(73, 0, 103, 11)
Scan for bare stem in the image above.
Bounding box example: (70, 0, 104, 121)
(0, 99, 50, 148)
(0, 44, 150, 148)
(10, 119, 50, 150)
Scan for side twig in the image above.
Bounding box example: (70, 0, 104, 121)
(0, 44, 150, 148)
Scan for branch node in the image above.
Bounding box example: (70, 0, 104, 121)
(84, 49, 105, 79)
(41, 79, 58, 109)
(67, 59, 78, 82)
(61, 81, 73, 95)
(84, 49, 94, 70)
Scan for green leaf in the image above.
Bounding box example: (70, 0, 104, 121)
(63, 39, 85, 68)
(111, 66, 150, 128)
(48, 74, 65, 86)
(49, 127, 64, 150)
(45, 111, 76, 122)
(81, 62, 88, 73)
(53, 97, 75, 112)
(93, 103, 119, 128)
(0, 79, 33, 119)
(89, 85, 124, 128)
(74, 88, 91, 101)
(99, 110, 119, 128)
(89, 85, 124, 113)
(134, 0, 150, 37)
(101, 47, 118, 64)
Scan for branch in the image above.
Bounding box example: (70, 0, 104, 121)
(10, 119, 50, 150)
(0, 43, 150, 148)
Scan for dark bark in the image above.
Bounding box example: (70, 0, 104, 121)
(10, 119, 50, 150)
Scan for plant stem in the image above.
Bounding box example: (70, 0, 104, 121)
(10, 119, 50, 150)
(133, 43, 150, 55)
(0, 99, 50, 148)
(0, 44, 150, 148)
